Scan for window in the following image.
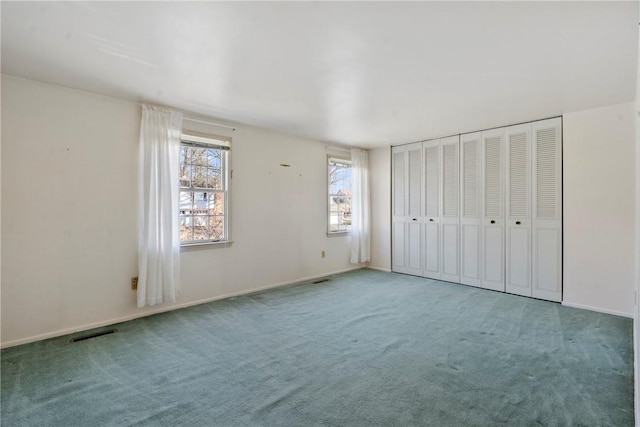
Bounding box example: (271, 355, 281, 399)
(179, 132, 230, 244)
(328, 157, 352, 233)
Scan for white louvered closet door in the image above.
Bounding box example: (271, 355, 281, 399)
(532, 118, 562, 302)
(391, 145, 408, 273)
(440, 136, 460, 283)
(422, 139, 441, 279)
(405, 142, 424, 276)
(505, 124, 532, 297)
(459, 132, 482, 287)
(481, 128, 506, 291)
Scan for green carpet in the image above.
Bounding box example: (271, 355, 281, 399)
(1, 269, 634, 426)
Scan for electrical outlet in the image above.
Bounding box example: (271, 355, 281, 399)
(321, 250, 325, 258)
(131, 277, 138, 290)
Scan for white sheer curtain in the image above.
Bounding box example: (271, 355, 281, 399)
(350, 148, 371, 264)
(138, 105, 183, 307)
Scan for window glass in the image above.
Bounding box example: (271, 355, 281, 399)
(179, 137, 229, 244)
(328, 158, 352, 233)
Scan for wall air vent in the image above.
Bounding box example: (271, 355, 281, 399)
(70, 329, 117, 343)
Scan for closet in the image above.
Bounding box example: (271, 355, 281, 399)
(391, 117, 562, 302)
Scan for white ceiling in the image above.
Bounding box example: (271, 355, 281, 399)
(2, 1, 638, 148)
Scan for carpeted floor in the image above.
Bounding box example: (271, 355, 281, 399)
(1, 269, 634, 426)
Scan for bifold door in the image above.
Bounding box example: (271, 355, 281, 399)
(391, 146, 407, 273)
(481, 128, 505, 292)
(406, 142, 423, 276)
(459, 132, 482, 287)
(505, 124, 532, 297)
(531, 118, 562, 302)
(423, 139, 440, 279)
(392, 143, 423, 276)
(440, 136, 460, 283)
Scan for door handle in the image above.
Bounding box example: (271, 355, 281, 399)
(490, 220, 495, 224)
(429, 218, 434, 222)
(516, 221, 521, 225)
(412, 218, 418, 221)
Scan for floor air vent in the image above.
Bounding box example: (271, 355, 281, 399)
(312, 278, 331, 284)
(70, 329, 117, 343)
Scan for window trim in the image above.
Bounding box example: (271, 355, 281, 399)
(327, 155, 352, 236)
(180, 240, 233, 252)
(179, 133, 231, 247)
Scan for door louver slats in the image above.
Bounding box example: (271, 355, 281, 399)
(463, 140, 479, 217)
(484, 136, 502, 218)
(536, 128, 557, 219)
(424, 146, 439, 217)
(408, 148, 421, 217)
(393, 151, 405, 216)
(443, 143, 458, 217)
(509, 132, 528, 218)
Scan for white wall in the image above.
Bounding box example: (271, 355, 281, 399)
(369, 147, 391, 271)
(563, 102, 636, 317)
(1, 76, 358, 347)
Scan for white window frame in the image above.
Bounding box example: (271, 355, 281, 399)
(327, 155, 352, 235)
(179, 132, 231, 247)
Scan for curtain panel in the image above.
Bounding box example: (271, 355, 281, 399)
(350, 148, 371, 264)
(138, 105, 183, 307)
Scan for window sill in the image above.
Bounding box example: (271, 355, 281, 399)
(326, 232, 351, 237)
(180, 241, 233, 252)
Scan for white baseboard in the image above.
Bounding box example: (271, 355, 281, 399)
(1, 266, 364, 349)
(561, 301, 633, 319)
(366, 265, 391, 273)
